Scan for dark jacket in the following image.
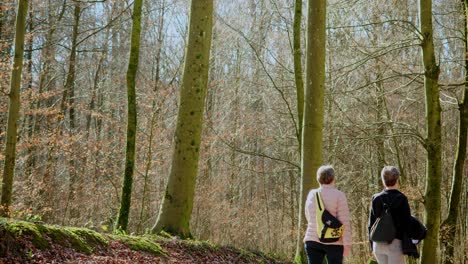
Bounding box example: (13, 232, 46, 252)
(402, 233, 419, 258)
(408, 216, 427, 241)
(368, 189, 413, 254)
(402, 215, 427, 258)
(368, 189, 411, 241)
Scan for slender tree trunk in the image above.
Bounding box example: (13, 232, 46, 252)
(293, 0, 304, 147)
(0, 0, 29, 217)
(375, 68, 386, 168)
(419, 0, 442, 262)
(295, 0, 326, 262)
(115, 0, 143, 232)
(383, 98, 407, 185)
(292, 0, 306, 260)
(60, 2, 79, 117)
(151, 0, 213, 238)
(62, 2, 81, 224)
(136, 102, 160, 234)
(441, 2, 468, 263)
(85, 51, 104, 138)
(137, 3, 166, 234)
(24, 6, 35, 179)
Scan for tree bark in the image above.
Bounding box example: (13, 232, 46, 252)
(24, 5, 35, 179)
(0, 0, 29, 217)
(151, 0, 213, 238)
(293, 0, 304, 147)
(441, 2, 468, 263)
(419, 0, 443, 262)
(62, 2, 81, 224)
(295, 0, 326, 262)
(115, 0, 144, 232)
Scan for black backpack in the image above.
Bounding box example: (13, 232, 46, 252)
(370, 197, 396, 243)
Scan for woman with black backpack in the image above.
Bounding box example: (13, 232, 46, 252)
(368, 166, 414, 264)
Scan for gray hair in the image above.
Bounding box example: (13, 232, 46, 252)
(317, 165, 335, 184)
(381, 166, 400, 187)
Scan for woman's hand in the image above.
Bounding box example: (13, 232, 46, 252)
(343, 245, 351, 256)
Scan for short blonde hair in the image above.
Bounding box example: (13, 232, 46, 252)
(381, 166, 400, 187)
(317, 165, 335, 184)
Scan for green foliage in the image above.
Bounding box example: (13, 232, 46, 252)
(25, 213, 42, 222)
(294, 254, 302, 264)
(113, 227, 126, 236)
(9, 207, 43, 223)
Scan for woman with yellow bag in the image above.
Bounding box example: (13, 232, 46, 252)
(303, 165, 352, 264)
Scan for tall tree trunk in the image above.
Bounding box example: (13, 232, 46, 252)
(441, 2, 468, 263)
(292, 0, 306, 260)
(151, 0, 213, 238)
(295, 0, 326, 262)
(419, 0, 442, 262)
(0, 0, 29, 217)
(136, 2, 166, 234)
(62, 2, 81, 224)
(24, 6, 35, 179)
(293, 0, 304, 147)
(35, 0, 66, 220)
(115, 0, 144, 232)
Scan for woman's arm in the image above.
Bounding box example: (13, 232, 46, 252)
(338, 193, 351, 244)
(337, 192, 352, 255)
(368, 195, 378, 250)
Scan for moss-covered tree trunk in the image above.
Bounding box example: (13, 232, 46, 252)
(0, 0, 29, 217)
(441, 2, 468, 263)
(115, 0, 143, 232)
(295, 0, 325, 262)
(151, 0, 213, 238)
(419, 0, 442, 263)
(292, 0, 306, 261)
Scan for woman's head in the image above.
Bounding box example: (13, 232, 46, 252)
(317, 165, 335, 185)
(381, 166, 400, 187)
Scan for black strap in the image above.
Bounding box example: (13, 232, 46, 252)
(380, 192, 401, 216)
(316, 192, 323, 211)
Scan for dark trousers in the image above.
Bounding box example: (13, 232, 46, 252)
(305, 241, 343, 264)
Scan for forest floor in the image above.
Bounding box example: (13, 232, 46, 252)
(0, 218, 291, 263)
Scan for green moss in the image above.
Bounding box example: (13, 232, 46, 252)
(113, 234, 165, 256)
(37, 224, 93, 254)
(1, 218, 290, 263)
(0, 218, 49, 249)
(182, 239, 218, 253)
(157, 230, 173, 238)
(67, 227, 108, 248)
